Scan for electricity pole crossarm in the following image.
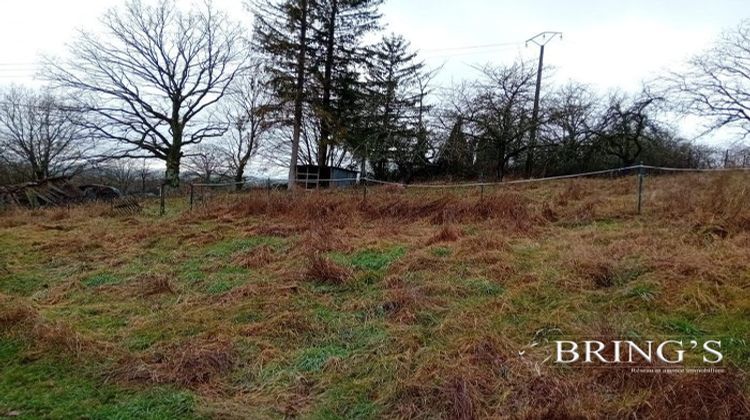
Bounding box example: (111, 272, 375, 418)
(525, 31, 562, 178)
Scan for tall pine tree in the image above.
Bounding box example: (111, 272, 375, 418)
(252, 0, 383, 182)
(252, 0, 314, 189)
(309, 0, 382, 169)
(360, 34, 426, 180)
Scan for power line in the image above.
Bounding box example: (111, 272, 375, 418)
(0, 76, 42, 80)
(0, 62, 41, 66)
(421, 45, 522, 60)
(0, 41, 528, 69)
(0, 68, 41, 72)
(420, 40, 524, 53)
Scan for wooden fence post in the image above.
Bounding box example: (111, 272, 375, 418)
(189, 184, 194, 211)
(637, 163, 645, 215)
(159, 183, 166, 216)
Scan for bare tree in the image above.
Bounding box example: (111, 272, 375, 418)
(45, 0, 247, 187)
(184, 144, 226, 183)
(220, 65, 279, 190)
(137, 158, 157, 194)
(470, 62, 536, 180)
(539, 82, 597, 174)
(665, 20, 750, 138)
(436, 81, 482, 177)
(0, 86, 89, 181)
(92, 159, 139, 193)
(592, 91, 663, 167)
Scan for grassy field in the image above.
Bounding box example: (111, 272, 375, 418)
(1, 173, 749, 419)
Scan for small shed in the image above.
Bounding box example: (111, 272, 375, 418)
(296, 165, 358, 189)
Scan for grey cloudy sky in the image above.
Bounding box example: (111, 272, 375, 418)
(0, 0, 747, 143)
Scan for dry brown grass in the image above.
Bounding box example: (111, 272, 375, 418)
(296, 224, 348, 254)
(188, 189, 547, 231)
(232, 245, 278, 269)
(240, 311, 322, 341)
(554, 181, 587, 206)
(656, 173, 750, 234)
(2, 172, 750, 418)
(303, 254, 352, 285)
(0, 295, 36, 329)
(1, 295, 113, 359)
(122, 336, 235, 389)
(131, 273, 175, 297)
(636, 372, 750, 418)
(426, 224, 462, 245)
(380, 284, 434, 323)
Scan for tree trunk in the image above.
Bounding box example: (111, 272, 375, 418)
(317, 0, 338, 170)
(33, 166, 45, 181)
(359, 156, 366, 184)
(288, 0, 309, 191)
(165, 151, 181, 188)
(234, 165, 245, 191)
(165, 111, 184, 188)
(496, 140, 506, 181)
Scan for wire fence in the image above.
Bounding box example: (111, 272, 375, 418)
(166, 164, 750, 216)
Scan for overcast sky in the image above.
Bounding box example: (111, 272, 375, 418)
(0, 0, 747, 144)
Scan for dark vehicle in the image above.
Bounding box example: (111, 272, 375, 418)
(79, 185, 123, 201)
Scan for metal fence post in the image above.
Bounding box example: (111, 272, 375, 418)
(637, 163, 644, 215)
(189, 183, 194, 211)
(159, 183, 166, 216)
(363, 179, 368, 203)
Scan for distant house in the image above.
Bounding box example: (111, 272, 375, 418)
(296, 165, 358, 189)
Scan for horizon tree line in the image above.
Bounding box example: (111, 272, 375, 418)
(1, 1, 749, 188)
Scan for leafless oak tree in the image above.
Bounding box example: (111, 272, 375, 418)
(469, 62, 536, 180)
(666, 20, 750, 139)
(538, 82, 597, 173)
(219, 63, 279, 190)
(592, 91, 662, 166)
(46, 0, 248, 187)
(0, 86, 89, 181)
(184, 144, 225, 183)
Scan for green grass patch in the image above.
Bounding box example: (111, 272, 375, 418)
(431, 246, 452, 257)
(311, 381, 381, 420)
(296, 345, 349, 372)
(232, 311, 263, 324)
(699, 313, 750, 368)
(205, 236, 283, 258)
(626, 282, 659, 302)
(465, 278, 504, 296)
(206, 280, 235, 295)
(83, 273, 121, 287)
(663, 317, 704, 337)
(0, 272, 47, 296)
(340, 246, 406, 271)
(179, 259, 206, 283)
(0, 340, 197, 419)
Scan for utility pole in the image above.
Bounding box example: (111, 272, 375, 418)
(525, 31, 562, 178)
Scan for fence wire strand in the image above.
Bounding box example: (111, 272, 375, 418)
(189, 165, 749, 190)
